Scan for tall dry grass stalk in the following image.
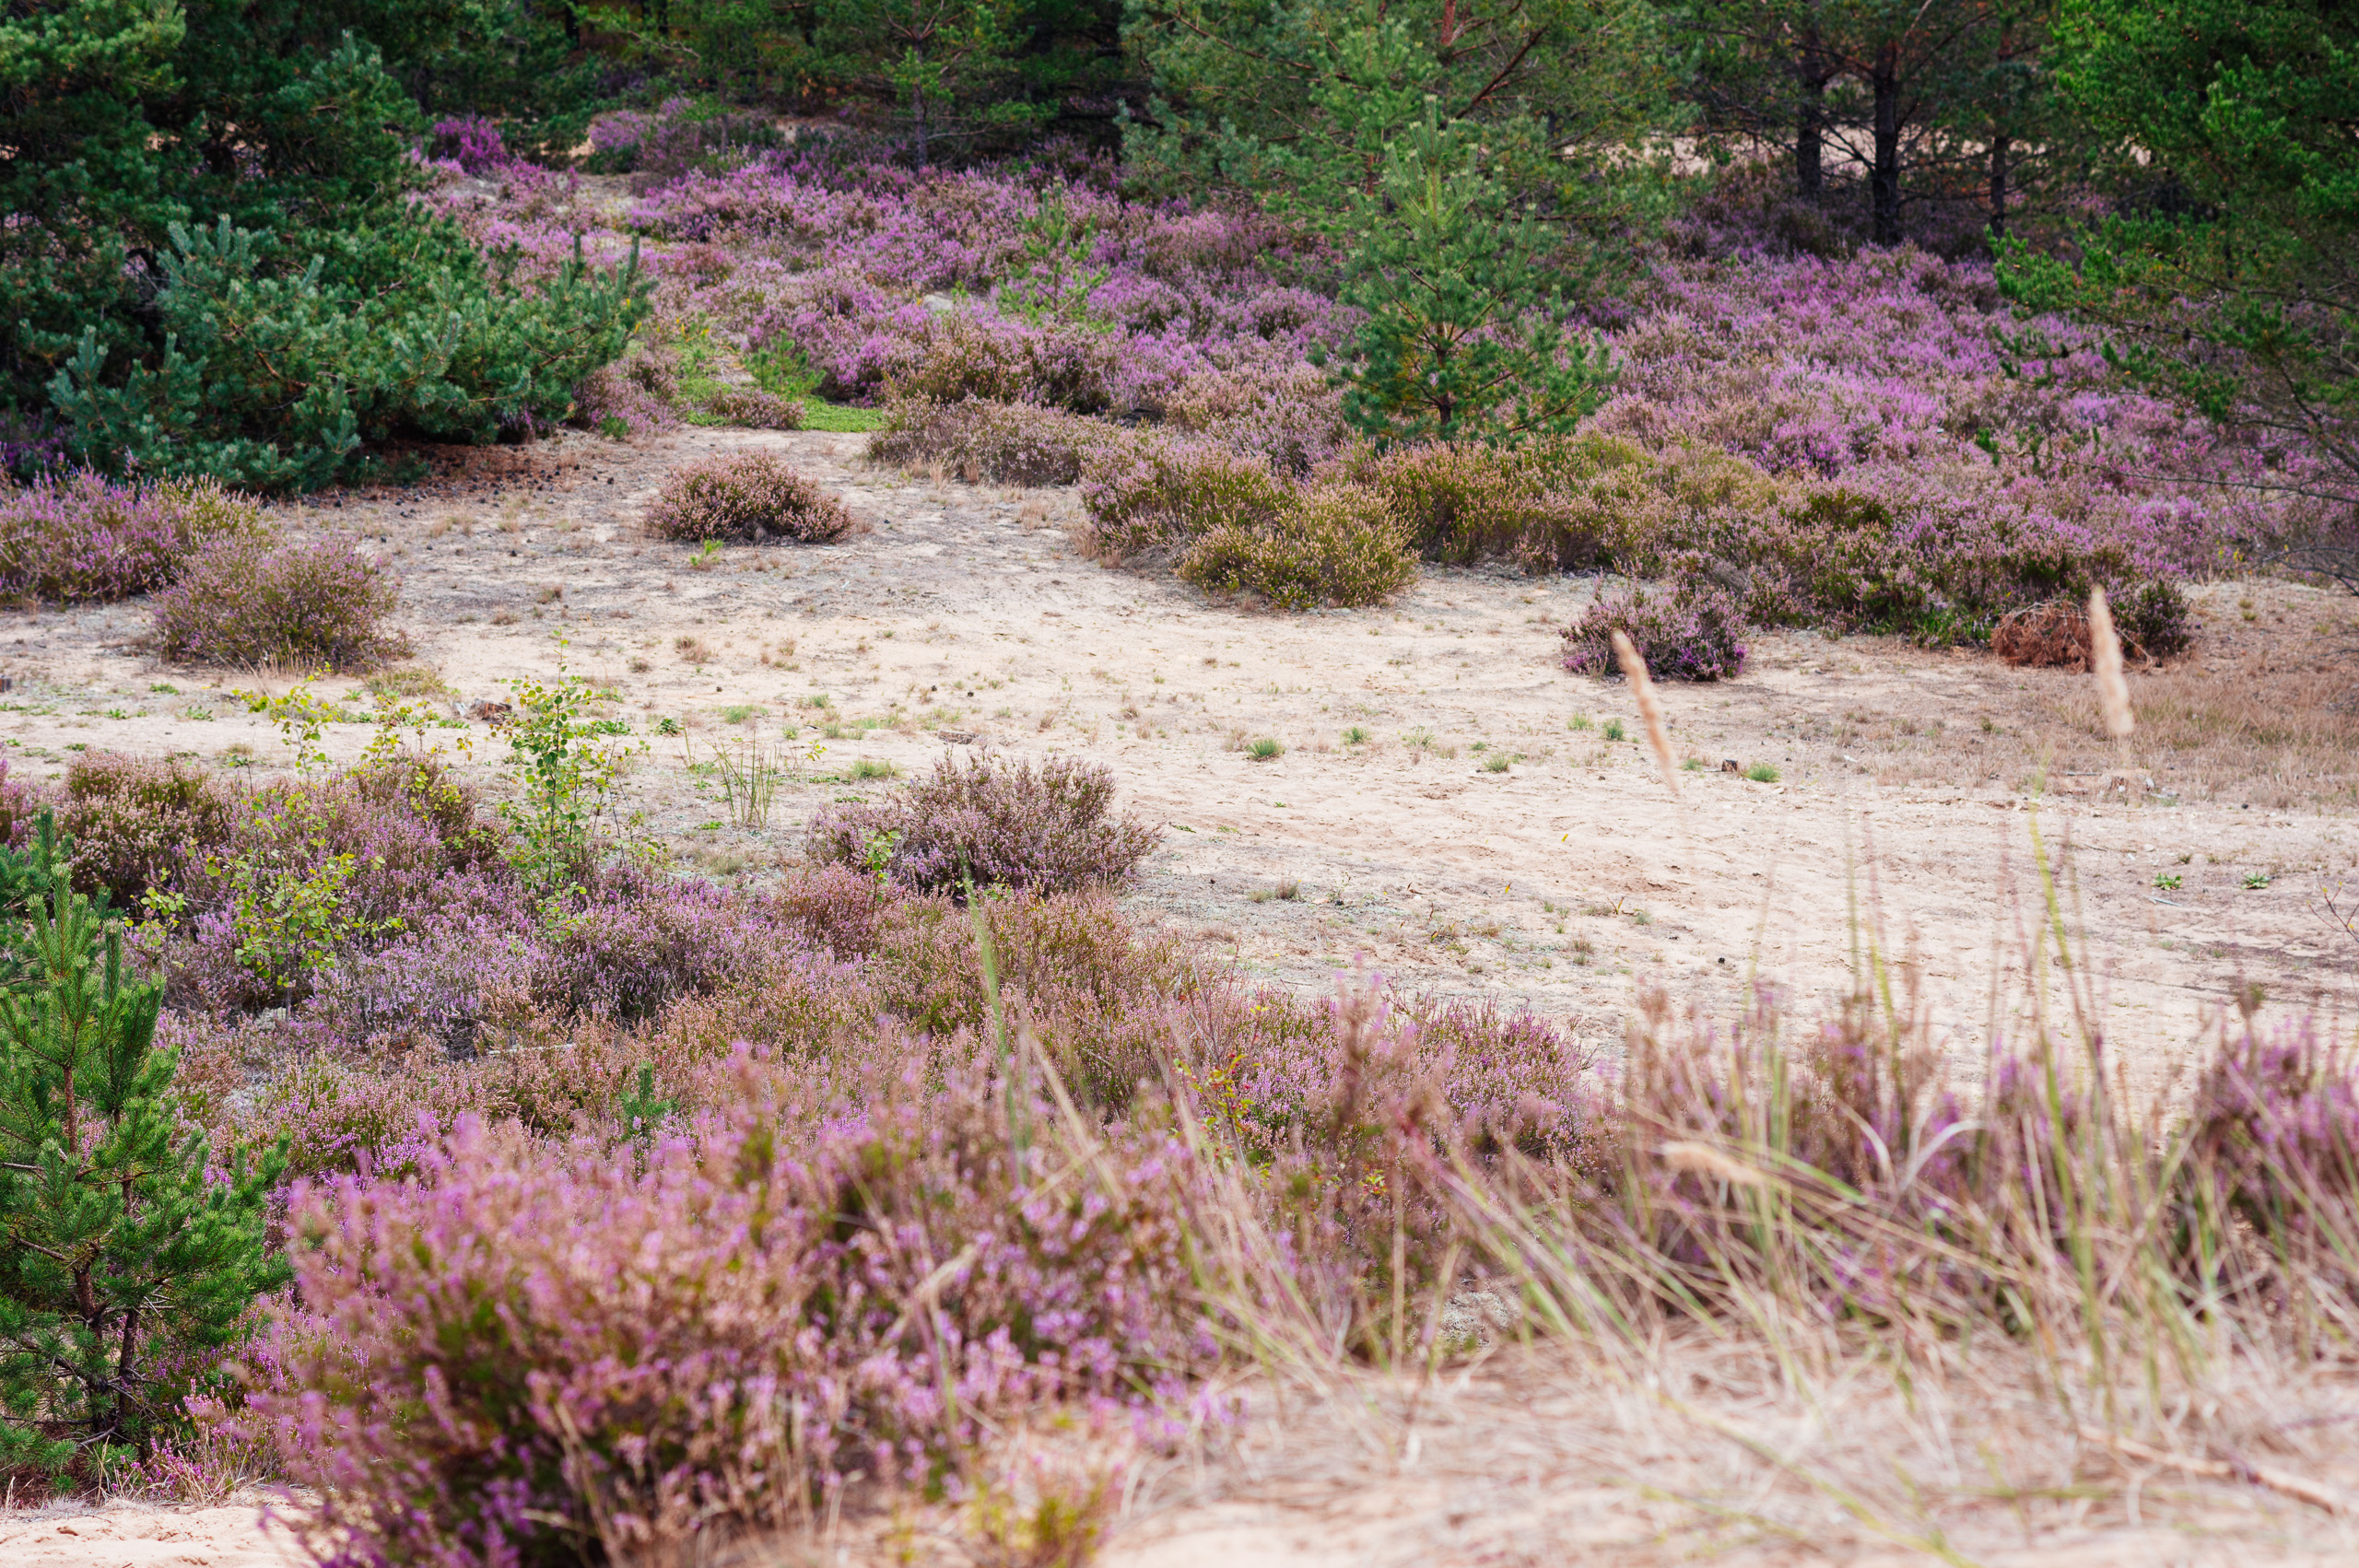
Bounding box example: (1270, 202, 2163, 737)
(1611, 630, 1681, 798)
(2088, 585, 2134, 741)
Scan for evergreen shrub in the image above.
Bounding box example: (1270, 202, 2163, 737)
(0, 817, 286, 1484)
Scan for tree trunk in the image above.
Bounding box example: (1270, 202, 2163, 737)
(911, 86, 930, 170)
(1870, 41, 1902, 245)
(1795, 30, 1828, 202)
(1989, 132, 2011, 240)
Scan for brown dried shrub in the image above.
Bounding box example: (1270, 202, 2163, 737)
(1992, 601, 2095, 669)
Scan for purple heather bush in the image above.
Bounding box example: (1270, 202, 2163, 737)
(149, 533, 406, 671)
(80, 743, 2354, 1555)
(249, 1059, 1212, 1568)
(1562, 581, 1749, 681)
(426, 116, 516, 176)
(703, 385, 804, 428)
(871, 396, 1112, 485)
(0, 473, 264, 604)
(60, 750, 238, 907)
(808, 752, 1158, 898)
(645, 451, 856, 544)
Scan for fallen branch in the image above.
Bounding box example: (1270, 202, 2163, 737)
(2078, 1423, 2346, 1515)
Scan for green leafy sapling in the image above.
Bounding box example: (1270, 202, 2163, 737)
(0, 813, 287, 1482)
(499, 673, 640, 897)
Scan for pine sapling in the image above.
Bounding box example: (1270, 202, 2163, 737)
(0, 813, 286, 1484)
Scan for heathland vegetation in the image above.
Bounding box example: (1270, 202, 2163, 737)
(1, 0, 2355, 1560)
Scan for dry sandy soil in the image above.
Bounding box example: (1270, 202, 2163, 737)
(6, 424, 2357, 1562)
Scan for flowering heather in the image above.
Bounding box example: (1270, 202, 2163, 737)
(0, 473, 263, 604)
(646, 451, 856, 544)
(808, 752, 1158, 897)
(149, 533, 406, 671)
(1562, 582, 1749, 682)
(426, 116, 517, 176)
(251, 1059, 1212, 1567)
(871, 396, 1111, 486)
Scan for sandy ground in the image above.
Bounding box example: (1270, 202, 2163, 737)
(6, 424, 2357, 1562)
(6, 424, 2353, 1086)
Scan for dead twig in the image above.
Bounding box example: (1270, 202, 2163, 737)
(2077, 1423, 2346, 1515)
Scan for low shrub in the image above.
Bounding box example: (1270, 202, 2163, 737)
(1078, 438, 1296, 561)
(806, 752, 1158, 896)
(871, 397, 1109, 485)
(149, 535, 406, 672)
(1991, 580, 2195, 668)
(60, 752, 238, 907)
(2113, 579, 2197, 658)
(704, 387, 805, 429)
(645, 452, 856, 544)
(534, 866, 783, 1024)
(0, 473, 264, 604)
(251, 1063, 1212, 1567)
(1177, 485, 1415, 609)
(572, 354, 680, 439)
(1338, 435, 1650, 571)
(886, 316, 1125, 413)
(1991, 600, 2094, 669)
(1562, 582, 1748, 682)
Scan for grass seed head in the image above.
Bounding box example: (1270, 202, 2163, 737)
(1612, 630, 1681, 798)
(2088, 586, 2134, 741)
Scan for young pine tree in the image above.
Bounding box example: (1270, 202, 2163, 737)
(1313, 108, 1618, 448)
(0, 814, 285, 1483)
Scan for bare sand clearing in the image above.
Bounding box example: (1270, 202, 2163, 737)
(5, 426, 2355, 1561)
(0, 1502, 303, 1568)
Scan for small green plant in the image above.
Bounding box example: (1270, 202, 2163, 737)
(2243, 871, 2271, 890)
(1244, 737, 1285, 761)
(1602, 718, 1626, 742)
(720, 704, 767, 725)
(1342, 725, 1369, 745)
(850, 756, 900, 781)
(704, 735, 783, 829)
(688, 539, 723, 569)
(0, 813, 287, 1481)
(654, 716, 682, 735)
(1681, 757, 1706, 772)
(858, 827, 903, 884)
(1483, 753, 1511, 773)
(1402, 727, 1436, 750)
(1568, 713, 1593, 731)
(2154, 872, 2183, 891)
(498, 674, 640, 895)
(209, 837, 398, 998)
(1248, 878, 1304, 903)
(617, 1064, 676, 1150)
(1745, 763, 1780, 783)
(148, 683, 179, 695)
